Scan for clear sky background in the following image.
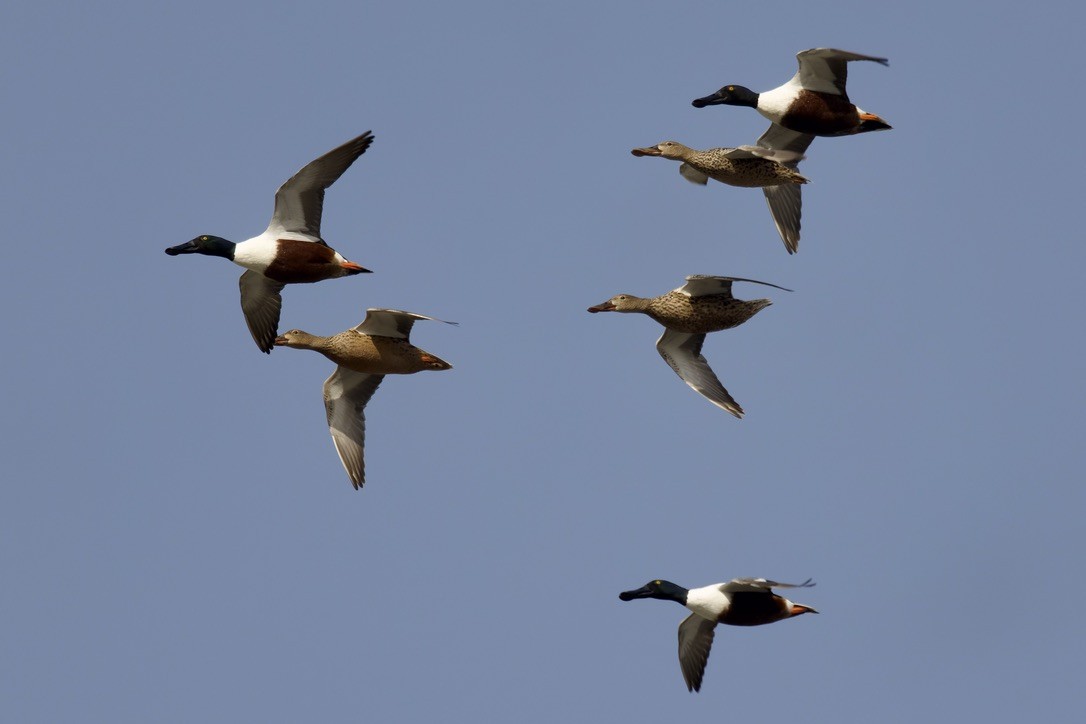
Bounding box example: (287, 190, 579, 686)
(2, 1, 1083, 721)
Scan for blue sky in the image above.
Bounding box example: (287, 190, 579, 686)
(2, 1, 1083, 721)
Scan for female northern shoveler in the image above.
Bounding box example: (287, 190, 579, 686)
(692, 48, 891, 137)
(587, 276, 790, 418)
(631, 134, 811, 253)
(165, 132, 375, 353)
(273, 309, 455, 490)
(619, 577, 818, 692)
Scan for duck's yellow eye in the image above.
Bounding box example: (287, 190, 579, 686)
(654, 580, 662, 585)
(201, 236, 209, 241)
(727, 86, 735, 91)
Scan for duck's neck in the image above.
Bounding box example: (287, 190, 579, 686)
(654, 581, 690, 606)
(621, 296, 655, 314)
(286, 331, 332, 352)
(200, 236, 236, 260)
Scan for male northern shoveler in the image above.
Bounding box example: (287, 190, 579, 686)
(631, 134, 811, 253)
(273, 309, 455, 490)
(587, 276, 790, 418)
(619, 577, 818, 692)
(165, 132, 375, 353)
(692, 48, 891, 137)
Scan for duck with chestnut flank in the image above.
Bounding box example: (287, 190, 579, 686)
(273, 309, 455, 490)
(619, 577, 818, 692)
(587, 276, 790, 418)
(165, 132, 375, 353)
(692, 48, 891, 137)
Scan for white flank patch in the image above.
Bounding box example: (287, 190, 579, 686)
(756, 83, 799, 125)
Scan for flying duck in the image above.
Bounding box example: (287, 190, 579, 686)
(631, 135, 811, 253)
(587, 275, 790, 418)
(165, 132, 375, 353)
(692, 48, 891, 137)
(619, 577, 818, 692)
(273, 309, 455, 489)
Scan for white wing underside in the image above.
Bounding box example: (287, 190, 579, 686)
(655, 329, 743, 418)
(323, 367, 384, 489)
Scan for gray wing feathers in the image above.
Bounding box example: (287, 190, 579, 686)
(755, 125, 811, 254)
(353, 308, 458, 339)
(677, 613, 717, 692)
(757, 124, 815, 158)
(723, 577, 816, 593)
(656, 330, 744, 418)
(679, 275, 792, 297)
(239, 270, 285, 353)
(796, 48, 889, 97)
(323, 368, 384, 489)
(763, 184, 803, 254)
(269, 131, 375, 237)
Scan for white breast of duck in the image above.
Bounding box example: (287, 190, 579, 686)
(685, 584, 730, 621)
(231, 233, 283, 274)
(755, 82, 804, 125)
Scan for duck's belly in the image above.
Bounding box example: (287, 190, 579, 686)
(708, 159, 795, 188)
(780, 91, 859, 136)
(327, 337, 429, 375)
(721, 593, 791, 627)
(651, 299, 755, 334)
(263, 239, 347, 284)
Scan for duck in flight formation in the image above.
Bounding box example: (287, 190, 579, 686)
(619, 577, 818, 692)
(692, 47, 891, 137)
(273, 308, 455, 489)
(165, 132, 375, 353)
(588, 275, 790, 418)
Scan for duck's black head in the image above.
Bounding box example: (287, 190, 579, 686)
(619, 580, 689, 605)
(691, 84, 759, 109)
(165, 235, 235, 259)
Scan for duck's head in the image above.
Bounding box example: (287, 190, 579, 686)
(273, 329, 319, 349)
(631, 141, 688, 160)
(165, 235, 235, 259)
(691, 84, 759, 109)
(619, 580, 689, 604)
(587, 294, 644, 313)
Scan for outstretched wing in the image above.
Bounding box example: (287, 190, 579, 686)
(722, 578, 816, 593)
(353, 308, 457, 340)
(677, 613, 717, 692)
(239, 270, 285, 353)
(677, 275, 792, 298)
(794, 48, 889, 97)
(322, 368, 384, 489)
(656, 329, 743, 418)
(267, 131, 375, 238)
